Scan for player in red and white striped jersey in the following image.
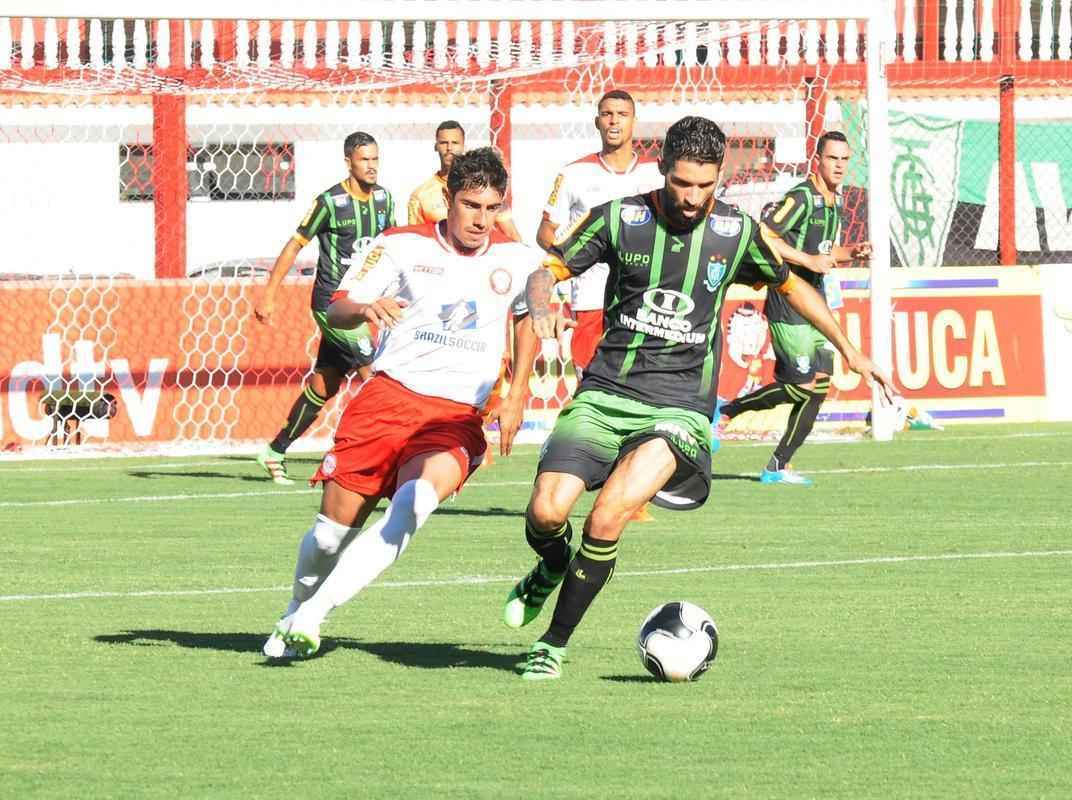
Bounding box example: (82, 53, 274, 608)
(264, 148, 542, 659)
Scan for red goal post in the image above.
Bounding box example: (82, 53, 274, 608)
(0, 1, 898, 457)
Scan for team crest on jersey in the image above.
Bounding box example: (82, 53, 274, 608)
(373, 189, 387, 201)
(489, 268, 513, 295)
(796, 355, 812, 374)
(377, 212, 386, 228)
(704, 257, 728, 292)
(321, 453, 337, 476)
(357, 338, 373, 357)
(813, 194, 825, 207)
(818, 239, 834, 255)
(709, 215, 742, 237)
(439, 300, 478, 331)
(334, 195, 349, 208)
(620, 205, 652, 226)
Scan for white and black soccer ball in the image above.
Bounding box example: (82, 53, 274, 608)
(637, 601, 719, 682)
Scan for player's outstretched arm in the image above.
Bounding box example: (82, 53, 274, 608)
(526, 266, 575, 340)
(491, 315, 538, 456)
(769, 235, 836, 274)
(326, 295, 407, 330)
(254, 238, 303, 324)
(780, 275, 896, 403)
(535, 219, 558, 251)
(832, 241, 872, 262)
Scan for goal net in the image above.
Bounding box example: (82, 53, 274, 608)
(0, 5, 891, 457)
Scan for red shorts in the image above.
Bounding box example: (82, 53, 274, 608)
(571, 309, 604, 370)
(311, 374, 486, 498)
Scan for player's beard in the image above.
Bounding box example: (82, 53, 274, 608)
(664, 193, 713, 230)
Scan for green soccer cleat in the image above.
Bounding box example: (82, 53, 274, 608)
(520, 641, 566, 681)
(256, 445, 294, 486)
(503, 557, 569, 629)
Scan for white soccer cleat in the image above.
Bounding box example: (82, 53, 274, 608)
(263, 616, 299, 659)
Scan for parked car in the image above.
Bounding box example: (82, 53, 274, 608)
(188, 258, 315, 280)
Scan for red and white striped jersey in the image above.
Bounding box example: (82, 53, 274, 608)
(333, 222, 543, 407)
(543, 152, 663, 311)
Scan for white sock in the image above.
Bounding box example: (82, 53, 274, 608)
(299, 479, 440, 620)
(288, 514, 351, 608)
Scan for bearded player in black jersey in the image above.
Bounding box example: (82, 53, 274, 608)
(503, 116, 895, 680)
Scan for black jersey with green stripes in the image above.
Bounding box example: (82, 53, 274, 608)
(295, 181, 395, 311)
(761, 177, 841, 326)
(550, 192, 789, 417)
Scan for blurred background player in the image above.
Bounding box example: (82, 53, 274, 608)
(408, 120, 522, 241)
(536, 88, 662, 520)
(254, 131, 396, 484)
(409, 120, 523, 465)
(507, 116, 894, 680)
(720, 131, 871, 486)
(265, 148, 541, 658)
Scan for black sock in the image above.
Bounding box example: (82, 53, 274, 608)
(524, 516, 573, 575)
(772, 380, 829, 468)
(542, 534, 618, 648)
(723, 382, 793, 419)
(269, 385, 327, 453)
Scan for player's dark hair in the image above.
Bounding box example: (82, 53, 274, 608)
(816, 130, 849, 156)
(597, 89, 635, 111)
(343, 131, 377, 158)
(446, 147, 508, 197)
(436, 120, 465, 139)
(660, 116, 726, 169)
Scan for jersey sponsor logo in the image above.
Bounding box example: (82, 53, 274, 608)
(703, 257, 728, 292)
(813, 194, 825, 207)
(373, 189, 387, 201)
(620, 205, 652, 226)
(489, 268, 513, 295)
(439, 300, 478, 331)
(642, 288, 695, 317)
(350, 244, 384, 281)
(321, 453, 337, 476)
(669, 235, 685, 253)
(546, 174, 564, 206)
(621, 250, 650, 267)
(357, 337, 373, 357)
(771, 197, 795, 224)
(709, 214, 742, 237)
(818, 239, 834, 255)
(334, 195, 349, 208)
(624, 289, 705, 344)
(414, 329, 489, 352)
(414, 264, 445, 275)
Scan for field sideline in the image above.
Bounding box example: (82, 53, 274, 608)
(1, 423, 1069, 798)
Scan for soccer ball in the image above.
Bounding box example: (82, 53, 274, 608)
(636, 601, 719, 682)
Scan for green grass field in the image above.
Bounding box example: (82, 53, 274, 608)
(1, 423, 1070, 798)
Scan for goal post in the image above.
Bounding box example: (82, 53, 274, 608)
(0, 2, 898, 456)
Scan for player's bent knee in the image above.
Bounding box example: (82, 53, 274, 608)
(392, 478, 440, 529)
(312, 513, 350, 555)
(527, 494, 570, 532)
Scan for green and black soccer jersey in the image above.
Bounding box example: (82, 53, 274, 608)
(761, 175, 841, 326)
(295, 181, 395, 311)
(549, 193, 789, 417)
